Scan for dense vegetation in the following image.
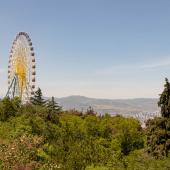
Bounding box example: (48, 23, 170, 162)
(0, 80, 170, 169)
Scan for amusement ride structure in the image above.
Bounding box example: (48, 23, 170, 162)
(6, 32, 36, 102)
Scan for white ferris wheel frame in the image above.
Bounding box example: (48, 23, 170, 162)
(7, 32, 36, 102)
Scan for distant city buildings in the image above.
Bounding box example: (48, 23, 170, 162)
(124, 111, 160, 127)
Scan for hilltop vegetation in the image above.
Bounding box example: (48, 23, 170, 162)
(0, 81, 170, 169)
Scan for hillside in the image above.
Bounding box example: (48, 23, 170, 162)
(54, 95, 159, 115)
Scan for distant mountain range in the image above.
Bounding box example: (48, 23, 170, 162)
(52, 95, 159, 115)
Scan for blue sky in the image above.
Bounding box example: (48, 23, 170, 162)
(0, 0, 170, 99)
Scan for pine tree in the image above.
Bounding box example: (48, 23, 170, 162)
(45, 96, 62, 124)
(146, 78, 170, 158)
(158, 78, 170, 118)
(30, 88, 46, 106)
(46, 96, 62, 114)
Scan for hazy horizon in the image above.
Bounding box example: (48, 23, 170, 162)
(0, 0, 170, 99)
(35, 94, 159, 100)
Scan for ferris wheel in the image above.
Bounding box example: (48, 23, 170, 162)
(6, 32, 36, 102)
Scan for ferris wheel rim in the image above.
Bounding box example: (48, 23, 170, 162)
(7, 32, 36, 102)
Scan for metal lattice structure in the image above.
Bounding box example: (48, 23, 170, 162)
(6, 32, 36, 102)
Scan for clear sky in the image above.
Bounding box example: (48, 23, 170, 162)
(0, 0, 170, 99)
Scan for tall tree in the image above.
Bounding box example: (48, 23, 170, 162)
(146, 78, 170, 158)
(46, 96, 62, 114)
(30, 88, 46, 106)
(158, 78, 170, 118)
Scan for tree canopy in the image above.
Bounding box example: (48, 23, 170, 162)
(146, 78, 170, 158)
(30, 87, 46, 106)
(0, 80, 170, 169)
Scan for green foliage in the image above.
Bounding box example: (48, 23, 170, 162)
(146, 117, 170, 158)
(0, 95, 166, 170)
(158, 78, 170, 118)
(46, 96, 62, 114)
(31, 87, 46, 106)
(0, 97, 21, 121)
(46, 97, 62, 124)
(86, 150, 170, 170)
(146, 78, 170, 158)
(118, 117, 144, 155)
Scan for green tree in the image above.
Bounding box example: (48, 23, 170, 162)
(31, 88, 46, 106)
(146, 78, 170, 158)
(46, 96, 62, 114)
(158, 78, 170, 118)
(44, 97, 62, 124)
(0, 97, 21, 121)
